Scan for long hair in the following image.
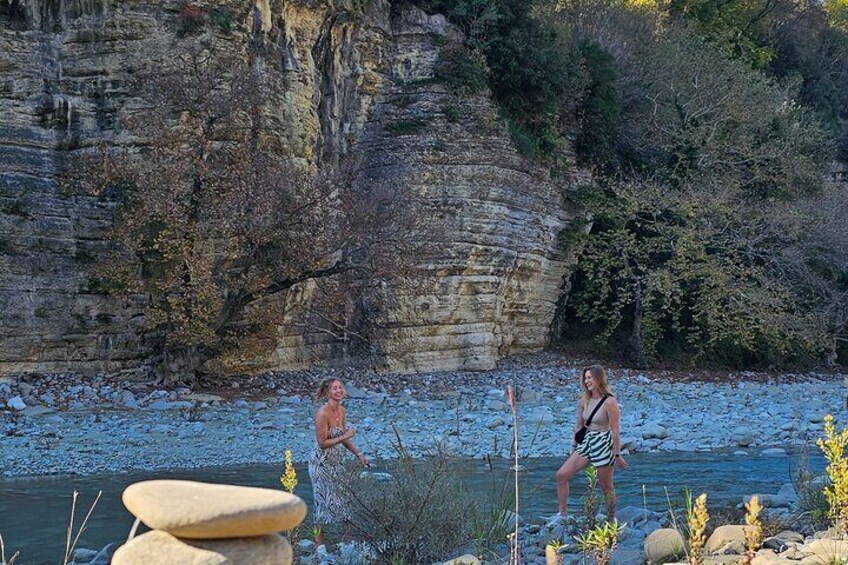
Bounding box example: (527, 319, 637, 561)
(314, 377, 342, 402)
(580, 364, 612, 404)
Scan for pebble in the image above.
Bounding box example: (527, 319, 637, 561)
(0, 366, 843, 478)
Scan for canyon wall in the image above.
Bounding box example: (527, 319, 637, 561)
(0, 0, 584, 375)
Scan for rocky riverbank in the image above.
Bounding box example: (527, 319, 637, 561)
(1, 359, 845, 477)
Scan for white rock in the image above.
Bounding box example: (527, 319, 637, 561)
(7, 396, 26, 411)
(732, 427, 756, 446)
(641, 423, 669, 440)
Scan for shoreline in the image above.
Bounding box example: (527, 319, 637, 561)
(2, 361, 844, 479)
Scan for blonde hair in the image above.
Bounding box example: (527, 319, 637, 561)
(314, 377, 343, 402)
(581, 364, 612, 404)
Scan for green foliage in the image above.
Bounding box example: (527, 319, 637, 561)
(442, 103, 461, 122)
(575, 519, 623, 565)
(667, 0, 776, 68)
(583, 466, 601, 529)
(80, 276, 123, 295)
(387, 119, 426, 136)
(209, 8, 232, 34)
(818, 414, 848, 533)
(416, 0, 585, 159)
(563, 180, 826, 366)
(574, 41, 619, 166)
(339, 446, 484, 564)
(435, 43, 489, 95)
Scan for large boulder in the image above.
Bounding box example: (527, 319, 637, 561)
(611, 549, 644, 565)
(731, 427, 756, 447)
(799, 539, 848, 565)
(706, 525, 749, 553)
(122, 480, 306, 539)
(442, 555, 481, 565)
(644, 528, 686, 564)
(111, 531, 291, 565)
(641, 423, 670, 440)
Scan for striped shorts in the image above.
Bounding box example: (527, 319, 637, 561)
(576, 429, 614, 467)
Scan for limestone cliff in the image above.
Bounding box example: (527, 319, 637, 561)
(0, 0, 584, 375)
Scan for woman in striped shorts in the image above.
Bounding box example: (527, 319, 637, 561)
(554, 365, 628, 521)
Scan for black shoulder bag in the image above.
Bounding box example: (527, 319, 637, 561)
(574, 394, 610, 445)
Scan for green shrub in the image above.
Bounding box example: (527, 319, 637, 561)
(574, 41, 619, 166)
(387, 119, 426, 136)
(442, 103, 461, 122)
(339, 448, 483, 564)
(209, 8, 232, 34)
(435, 44, 489, 95)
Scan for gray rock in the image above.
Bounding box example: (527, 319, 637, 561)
(86, 542, 118, 565)
(73, 548, 98, 562)
(21, 405, 53, 417)
(617, 505, 658, 526)
(7, 396, 26, 411)
(761, 447, 786, 456)
(731, 427, 756, 446)
(716, 540, 745, 555)
(777, 484, 797, 502)
(147, 400, 174, 410)
(486, 399, 506, 411)
(119, 391, 139, 409)
(641, 423, 669, 440)
(611, 549, 644, 565)
(487, 418, 505, 429)
(345, 385, 369, 399)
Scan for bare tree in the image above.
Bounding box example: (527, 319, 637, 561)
(65, 38, 415, 384)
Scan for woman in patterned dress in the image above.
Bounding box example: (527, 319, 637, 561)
(308, 377, 368, 547)
(554, 365, 629, 521)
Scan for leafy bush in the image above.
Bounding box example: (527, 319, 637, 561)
(573, 41, 619, 166)
(792, 444, 830, 531)
(435, 43, 489, 95)
(818, 414, 848, 533)
(339, 447, 495, 564)
(387, 119, 426, 136)
(442, 103, 461, 122)
(209, 8, 232, 34)
(575, 520, 624, 565)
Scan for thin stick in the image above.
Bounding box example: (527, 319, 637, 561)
(507, 384, 520, 565)
(63, 491, 79, 565)
(127, 518, 141, 542)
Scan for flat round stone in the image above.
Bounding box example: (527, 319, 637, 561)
(112, 530, 292, 564)
(122, 480, 306, 539)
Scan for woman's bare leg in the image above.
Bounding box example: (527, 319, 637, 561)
(597, 465, 616, 520)
(555, 452, 590, 515)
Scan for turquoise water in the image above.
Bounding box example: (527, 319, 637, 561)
(0, 451, 825, 564)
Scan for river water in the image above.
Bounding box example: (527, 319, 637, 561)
(0, 450, 825, 565)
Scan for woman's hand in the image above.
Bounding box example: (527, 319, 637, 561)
(358, 454, 369, 467)
(343, 427, 357, 440)
(616, 454, 629, 470)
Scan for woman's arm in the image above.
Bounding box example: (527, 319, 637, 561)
(606, 398, 629, 469)
(340, 408, 368, 465)
(572, 400, 586, 450)
(314, 410, 352, 450)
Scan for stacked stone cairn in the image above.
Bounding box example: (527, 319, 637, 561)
(112, 480, 307, 564)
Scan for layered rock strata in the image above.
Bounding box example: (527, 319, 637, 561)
(0, 0, 582, 375)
